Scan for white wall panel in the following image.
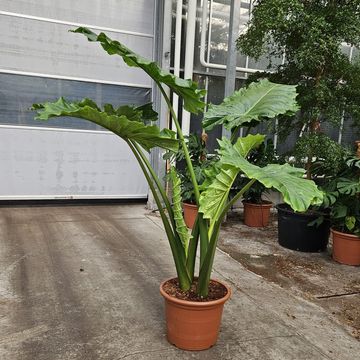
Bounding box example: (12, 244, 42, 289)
(0, 127, 148, 199)
(0, 0, 156, 199)
(0, 15, 153, 87)
(0, 0, 155, 35)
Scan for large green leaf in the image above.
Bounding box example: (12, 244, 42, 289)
(32, 97, 179, 152)
(219, 137, 323, 212)
(199, 135, 265, 225)
(203, 79, 299, 130)
(337, 178, 360, 196)
(170, 167, 191, 256)
(72, 27, 206, 114)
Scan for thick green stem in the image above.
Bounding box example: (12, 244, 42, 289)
(127, 140, 191, 290)
(198, 213, 209, 267)
(157, 83, 201, 205)
(230, 126, 239, 143)
(219, 178, 257, 221)
(131, 141, 177, 232)
(197, 221, 221, 297)
(186, 216, 200, 282)
(197, 178, 257, 297)
(157, 83, 209, 272)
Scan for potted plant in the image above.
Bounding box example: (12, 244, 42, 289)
(170, 133, 213, 229)
(240, 140, 277, 227)
(236, 1, 360, 251)
(32, 28, 323, 350)
(324, 156, 360, 265)
(275, 133, 349, 252)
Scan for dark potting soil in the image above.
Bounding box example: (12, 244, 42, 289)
(163, 278, 228, 302)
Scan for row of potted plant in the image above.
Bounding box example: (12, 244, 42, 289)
(180, 130, 360, 267)
(232, 0, 360, 266)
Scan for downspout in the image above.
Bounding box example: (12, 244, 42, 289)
(182, 0, 197, 136)
(223, 0, 241, 139)
(338, 46, 354, 144)
(172, 0, 183, 132)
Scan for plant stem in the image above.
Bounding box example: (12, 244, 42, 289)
(197, 178, 257, 297)
(219, 178, 257, 221)
(127, 140, 191, 290)
(131, 141, 177, 232)
(157, 82, 209, 267)
(157, 83, 201, 205)
(230, 126, 239, 143)
(186, 216, 200, 282)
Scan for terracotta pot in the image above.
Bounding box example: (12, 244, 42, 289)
(159, 279, 231, 351)
(182, 202, 198, 229)
(331, 228, 360, 265)
(243, 201, 272, 227)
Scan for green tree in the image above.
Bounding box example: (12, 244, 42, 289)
(237, 0, 360, 178)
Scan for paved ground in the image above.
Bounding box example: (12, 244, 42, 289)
(0, 204, 359, 359)
(218, 210, 360, 340)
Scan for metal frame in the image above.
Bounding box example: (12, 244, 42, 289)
(0, 124, 111, 135)
(0, 69, 151, 89)
(148, 0, 172, 210)
(0, 11, 154, 38)
(200, 0, 260, 74)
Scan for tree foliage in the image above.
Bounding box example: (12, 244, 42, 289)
(237, 0, 360, 141)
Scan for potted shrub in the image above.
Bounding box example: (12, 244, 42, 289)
(237, 0, 360, 252)
(240, 140, 277, 227)
(325, 156, 360, 265)
(170, 133, 214, 229)
(275, 134, 347, 252)
(32, 28, 323, 350)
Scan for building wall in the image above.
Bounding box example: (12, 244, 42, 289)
(0, 0, 156, 199)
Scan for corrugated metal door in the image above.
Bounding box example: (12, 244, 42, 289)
(0, 0, 156, 199)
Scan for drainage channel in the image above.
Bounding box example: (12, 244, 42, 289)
(316, 291, 360, 300)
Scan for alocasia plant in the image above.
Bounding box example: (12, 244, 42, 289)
(32, 28, 323, 297)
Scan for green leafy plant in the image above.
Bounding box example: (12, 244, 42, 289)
(237, 0, 360, 179)
(324, 156, 360, 236)
(166, 133, 215, 204)
(32, 28, 323, 298)
(234, 140, 279, 204)
(203, 79, 299, 142)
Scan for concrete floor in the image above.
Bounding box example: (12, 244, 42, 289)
(0, 204, 359, 359)
(218, 210, 360, 340)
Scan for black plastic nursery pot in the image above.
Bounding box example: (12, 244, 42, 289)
(276, 203, 330, 252)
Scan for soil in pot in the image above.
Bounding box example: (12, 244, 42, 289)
(243, 201, 272, 227)
(160, 278, 231, 351)
(276, 203, 330, 252)
(183, 202, 198, 229)
(332, 229, 360, 266)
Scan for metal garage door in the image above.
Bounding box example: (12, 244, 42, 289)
(0, 0, 156, 199)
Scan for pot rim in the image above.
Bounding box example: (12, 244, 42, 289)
(275, 203, 330, 218)
(160, 278, 231, 307)
(243, 200, 272, 207)
(331, 228, 360, 240)
(182, 202, 198, 209)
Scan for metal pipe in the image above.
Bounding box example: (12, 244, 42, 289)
(0, 10, 154, 38)
(0, 69, 151, 89)
(338, 46, 354, 144)
(172, 0, 183, 132)
(203, 0, 213, 108)
(223, 0, 242, 138)
(273, 52, 287, 148)
(182, 0, 197, 135)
